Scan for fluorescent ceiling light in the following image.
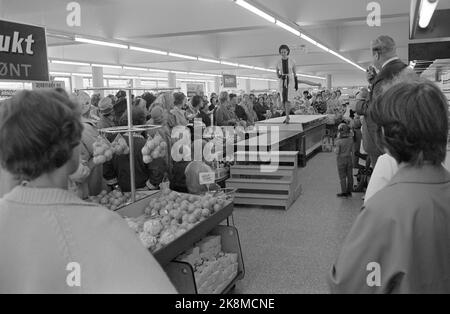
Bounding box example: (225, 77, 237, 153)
(315, 43, 330, 52)
(52, 60, 90, 66)
(200, 73, 220, 77)
(419, 0, 439, 28)
(237, 76, 276, 82)
(275, 20, 300, 36)
(177, 79, 214, 83)
(198, 57, 221, 64)
(221, 61, 239, 67)
(297, 74, 326, 80)
(265, 69, 277, 73)
(189, 72, 209, 76)
(91, 64, 123, 69)
(104, 75, 121, 79)
(239, 64, 255, 69)
(300, 33, 317, 45)
(168, 52, 197, 60)
(253, 67, 266, 71)
(104, 75, 137, 80)
(72, 73, 92, 77)
(148, 68, 170, 73)
(123, 66, 148, 71)
(141, 77, 168, 81)
(328, 49, 341, 58)
(74, 36, 128, 49)
(129, 46, 168, 55)
(49, 72, 71, 76)
(171, 70, 188, 75)
(235, 0, 276, 23)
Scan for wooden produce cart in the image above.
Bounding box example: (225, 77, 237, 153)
(116, 192, 245, 294)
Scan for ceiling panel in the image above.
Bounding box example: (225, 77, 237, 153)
(1, 0, 430, 87)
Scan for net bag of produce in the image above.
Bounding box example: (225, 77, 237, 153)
(93, 135, 114, 164)
(111, 133, 130, 155)
(142, 133, 168, 164)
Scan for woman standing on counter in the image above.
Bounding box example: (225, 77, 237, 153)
(276, 44, 322, 123)
(276, 44, 298, 124)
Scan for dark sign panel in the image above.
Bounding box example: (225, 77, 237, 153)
(222, 74, 237, 88)
(186, 83, 204, 97)
(0, 20, 49, 82)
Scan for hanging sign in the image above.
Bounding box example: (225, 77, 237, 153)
(32, 80, 65, 90)
(0, 19, 49, 82)
(186, 83, 204, 98)
(222, 74, 237, 88)
(0, 89, 18, 98)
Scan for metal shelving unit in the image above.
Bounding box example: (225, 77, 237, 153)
(77, 87, 179, 202)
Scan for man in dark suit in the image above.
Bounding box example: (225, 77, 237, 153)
(356, 36, 409, 168)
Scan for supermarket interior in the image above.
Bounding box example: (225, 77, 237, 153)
(0, 0, 450, 295)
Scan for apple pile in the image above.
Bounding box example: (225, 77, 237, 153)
(125, 189, 229, 251)
(88, 189, 145, 211)
(142, 133, 168, 164)
(93, 136, 114, 165)
(111, 134, 130, 155)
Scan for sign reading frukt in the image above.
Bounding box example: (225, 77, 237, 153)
(0, 20, 49, 82)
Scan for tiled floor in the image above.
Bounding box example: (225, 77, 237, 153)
(232, 152, 363, 294)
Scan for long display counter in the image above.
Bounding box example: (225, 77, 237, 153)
(254, 115, 327, 166)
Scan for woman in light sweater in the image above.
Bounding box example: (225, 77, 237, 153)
(0, 90, 176, 294)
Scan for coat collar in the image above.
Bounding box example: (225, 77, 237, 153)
(371, 59, 407, 88)
(381, 57, 400, 69)
(388, 164, 450, 186)
(2, 185, 97, 206)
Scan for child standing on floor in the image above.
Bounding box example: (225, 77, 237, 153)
(335, 123, 354, 197)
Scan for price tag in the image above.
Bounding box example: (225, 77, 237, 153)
(199, 172, 215, 185)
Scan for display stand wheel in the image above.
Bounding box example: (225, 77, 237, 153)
(164, 261, 197, 294)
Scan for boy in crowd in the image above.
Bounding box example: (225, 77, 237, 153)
(335, 123, 354, 197)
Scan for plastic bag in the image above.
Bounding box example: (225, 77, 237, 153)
(142, 133, 167, 164)
(93, 135, 113, 164)
(111, 134, 129, 155)
(185, 161, 215, 195)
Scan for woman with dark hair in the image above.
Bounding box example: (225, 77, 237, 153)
(254, 95, 268, 121)
(329, 78, 450, 294)
(276, 44, 298, 124)
(69, 91, 103, 199)
(235, 94, 249, 124)
(0, 90, 175, 293)
(141, 92, 156, 120)
(167, 92, 188, 129)
(209, 94, 218, 112)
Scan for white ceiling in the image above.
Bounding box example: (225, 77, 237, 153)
(1, 0, 448, 87)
